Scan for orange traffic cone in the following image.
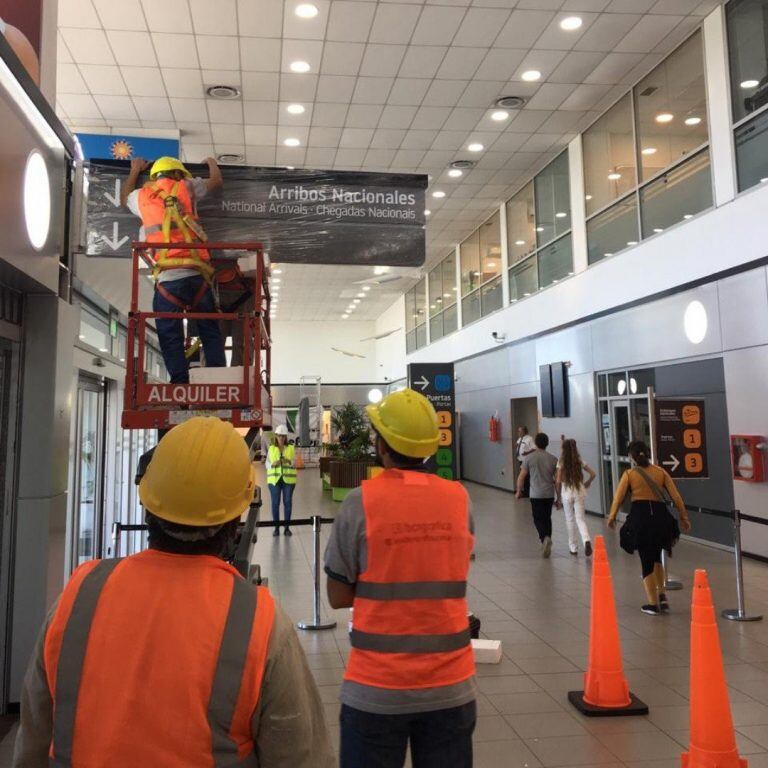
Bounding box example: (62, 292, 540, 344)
(682, 570, 747, 768)
(295, 450, 305, 470)
(569, 536, 648, 716)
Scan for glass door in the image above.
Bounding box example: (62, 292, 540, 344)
(71, 376, 106, 569)
(609, 400, 633, 516)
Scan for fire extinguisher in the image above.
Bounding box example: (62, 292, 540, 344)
(489, 412, 501, 442)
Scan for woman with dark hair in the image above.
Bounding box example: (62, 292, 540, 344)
(556, 439, 596, 557)
(608, 440, 691, 615)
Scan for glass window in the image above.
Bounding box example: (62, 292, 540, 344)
(442, 251, 457, 306)
(534, 150, 570, 246)
(479, 212, 502, 282)
(413, 279, 426, 328)
(461, 290, 481, 326)
(430, 313, 444, 342)
(117, 328, 127, 364)
(628, 368, 655, 395)
(443, 303, 458, 335)
(640, 151, 712, 235)
(587, 196, 640, 265)
(509, 258, 538, 302)
(635, 32, 707, 182)
(428, 264, 442, 318)
(406, 330, 417, 354)
(79, 306, 111, 353)
(481, 276, 503, 316)
(416, 323, 427, 349)
(460, 230, 481, 296)
(608, 371, 628, 397)
(405, 289, 416, 333)
(583, 94, 636, 216)
(727, 0, 768, 123)
(735, 108, 768, 191)
(538, 235, 573, 289)
(506, 182, 536, 265)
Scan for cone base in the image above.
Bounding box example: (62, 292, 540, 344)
(568, 690, 649, 717)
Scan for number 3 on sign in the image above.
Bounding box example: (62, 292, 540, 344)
(438, 429, 452, 447)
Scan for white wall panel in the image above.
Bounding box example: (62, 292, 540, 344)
(718, 268, 768, 352)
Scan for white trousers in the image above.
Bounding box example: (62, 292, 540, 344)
(561, 488, 591, 551)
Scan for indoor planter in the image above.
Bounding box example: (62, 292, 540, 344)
(327, 402, 375, 502)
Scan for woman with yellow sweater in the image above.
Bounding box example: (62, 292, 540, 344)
(608, 441, 691, 615)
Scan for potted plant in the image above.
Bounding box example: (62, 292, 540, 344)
(328, 402, 376, 501)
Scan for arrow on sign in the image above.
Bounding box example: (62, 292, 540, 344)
(104, 179, 121, 207)
(100, 222, 129, 251)
(663, 455, 680, 473)
(415, 375, 429, 392)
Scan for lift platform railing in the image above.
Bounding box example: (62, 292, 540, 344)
(123, 241, 273, 430)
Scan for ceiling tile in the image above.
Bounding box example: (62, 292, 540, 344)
(240, 38, 282, 71)
(340, 127, 375, 148)
(398, 45, 447, 78)
(151, 33, 198, 67)
(507, 109, 550, 132)
(352, 77, 394, 104)
(94, 94, 138, 120)
(401, 129, 438, 149)
(276, 125, 310, 145)
(279, 73, 319, 101)
(443, 106, 485, 130)
(411, 6, 466, 46)
(246, 146, 277, 164)
(316, 75, 357, 102)
(244, 100, 279, 123)
(79, 64, 127, 95)
(535, 13, 599, 51)
(606, 0, 655, 10)
(452, 8, 511, 47)
(57, 33, 74, 63)
(212, 123, 245, 144)
(370, 4, 424, 44)
(387, 78, 430, 106)
(585, 51, 646, 84)
(549, 51, 607, 84)
(170, 98, 208, 122)
(523, 83, 572, 110)
(371, 128, 407, 148)
(59, 0, 101, 26)
(321, 42, 366, 75)
(345, 104, 384, 128)
(278, 101, 314, 126)
(311, 101, 349, 126)
(133, 96, 174, 121)
(616, 14, 684, 53)
(457, 79, 504, 108)
(281, 39, 324, 74)
(207, 99, 244, 123)
(182, 142, 215, 161)
(562, 0, 611, 8)
(411, 105, 451, 129)
(242, 72, 280, 100)
(275, 145, 307, 165)
(309, 126, 343, 146)
(558, 82, 613, 110)
(61, 28, 116, 65)
(238, 0, 283, 38)
(474, 48, 527, 81)
(326, 1, 376, 42)
(196, 36, 240, 70)
(495, 10, 554, 48)
(393, 148, 426, 166)
(57, 63, 88, 94)
(513, 49, 568, 82)
(282, 0, 330, 40)
(189, 0, 238, 35)
(430, 129, 468, 150)
(161, 68, 204, 99)
(436, 47, 485, 80)
(378, 104, 418, 128)
(92, 0, 147, 30)
(539, 109, 584, 133)
(123, 66, 168, 97)
(179, 122, 213, 141)
(335, 148, 367, 166)
(422, 79, 466, 107)
(360, 44, 407, 77)
(364, 148, 398, 167)
(140, 0, 194, 33)
(58, 93, 102, 118)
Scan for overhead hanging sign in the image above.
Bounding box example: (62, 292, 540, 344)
(83, 161, 427, 267)
(76, 133, 180, 162)
(654, 399, 708, 479)
(407, 363, 457, 481)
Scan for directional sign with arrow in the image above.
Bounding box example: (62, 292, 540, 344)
(100, 222, 129, 252)
(654, 399, 708, 479)
(414, 375, 429, 392)
(103, 179, 121, 207)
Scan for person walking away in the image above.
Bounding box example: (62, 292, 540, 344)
(516, 432, 560, 557)
(556, 439, 596, 557)
(324, 389, 476, 768)
(607, 440, 691, 615)
(515, 426, 536, 497)
(13, 417, 334, 768)
(122, 156, 226, 384)
(267, 424, 296, 536)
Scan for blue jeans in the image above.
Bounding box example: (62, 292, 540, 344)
(153, 275, 226, 384)
(340, 702, 476, 768)
(269, 480, 294, 525)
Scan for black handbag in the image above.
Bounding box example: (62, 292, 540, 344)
(633, 467, 681, 548)
(619, 512, 638, 554)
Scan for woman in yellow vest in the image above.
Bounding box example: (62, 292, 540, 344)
(267, 425, 297, 536)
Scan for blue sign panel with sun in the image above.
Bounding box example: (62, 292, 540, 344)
(75, 133, 180, 162)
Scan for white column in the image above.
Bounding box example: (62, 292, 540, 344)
(499, 200, 510, 305)
(454, 244, 462, 327)
(568, 134, 588, 274)
(424, 271, 431, 345)
(703, 4, 737, 207)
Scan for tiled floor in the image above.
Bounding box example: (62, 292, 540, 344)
(3, 472, 768, 768)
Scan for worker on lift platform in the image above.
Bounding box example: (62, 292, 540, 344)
(13, 417, 335, 768)
(121, 156, 226, 384)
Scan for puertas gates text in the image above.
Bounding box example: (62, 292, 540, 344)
(84, 162, 427, 267)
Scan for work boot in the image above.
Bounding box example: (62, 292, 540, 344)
(284, 527, 292, 537)
(273, 527, 280, 537)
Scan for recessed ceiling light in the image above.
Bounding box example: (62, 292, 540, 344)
(432, 190, 446, 198)
(443, 293, 451, 298)
(342, 314, 349, 319)
(272, 268, 283, 274)
(536, 226, 544, 232)
(515, 240, 525, 246)
(491, 110, 509, 121)
(685, 116, 702, 126)
(642, 147, 657, 155)
(627, 240, 638, 246)
(467, 142, 484, 152)
(357, 293, 365, 298)
(585, 194, 592, 201)
(683, 214, 693, 220)
(286, 103, 305, 114)
(290, 60, 310, 73)
(448, 168, 463, 178)
(284, 137, 300, 146)
(761, 178, 768, 183)
(272, 277, 281, 283)
(374, 266, 390, 275)
(362, 285, 371, 291)
(741, 79, 759, 89)
(653, 228, 664, 233)
(655, 112, 674, 123)
(353, 299, 361, 304)
(424, 209, 431, 216)
(521, 70, 541, 82)
(555, 211, 567, 218)
(608, 172, 621, 180)
(295, 3, 318, 18)
(560, 16, 583, 31)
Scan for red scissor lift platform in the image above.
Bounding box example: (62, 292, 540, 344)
(122, 241, 272, 430)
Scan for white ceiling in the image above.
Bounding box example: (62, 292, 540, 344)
(55, 0, 720, 321)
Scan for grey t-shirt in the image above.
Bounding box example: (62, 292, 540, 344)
(523, 450, 558, 499)
(324, 483, 477, 716)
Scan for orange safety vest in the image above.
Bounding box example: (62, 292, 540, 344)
(137, 178, 212, 277)
(345, 469, 476, 690)
(44, 550, 275, 767)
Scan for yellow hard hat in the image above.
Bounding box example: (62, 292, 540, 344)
(139, 417, 256, 526)
(150, 156, 191, 179)
(366, 388, 439, 458)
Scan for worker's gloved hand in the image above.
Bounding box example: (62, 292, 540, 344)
(130, 158, 150, 174)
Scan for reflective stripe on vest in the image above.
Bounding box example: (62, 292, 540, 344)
(345, 469, 475, 690)
(267, 445, 296, 485)
(50, 559, 263, 768)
